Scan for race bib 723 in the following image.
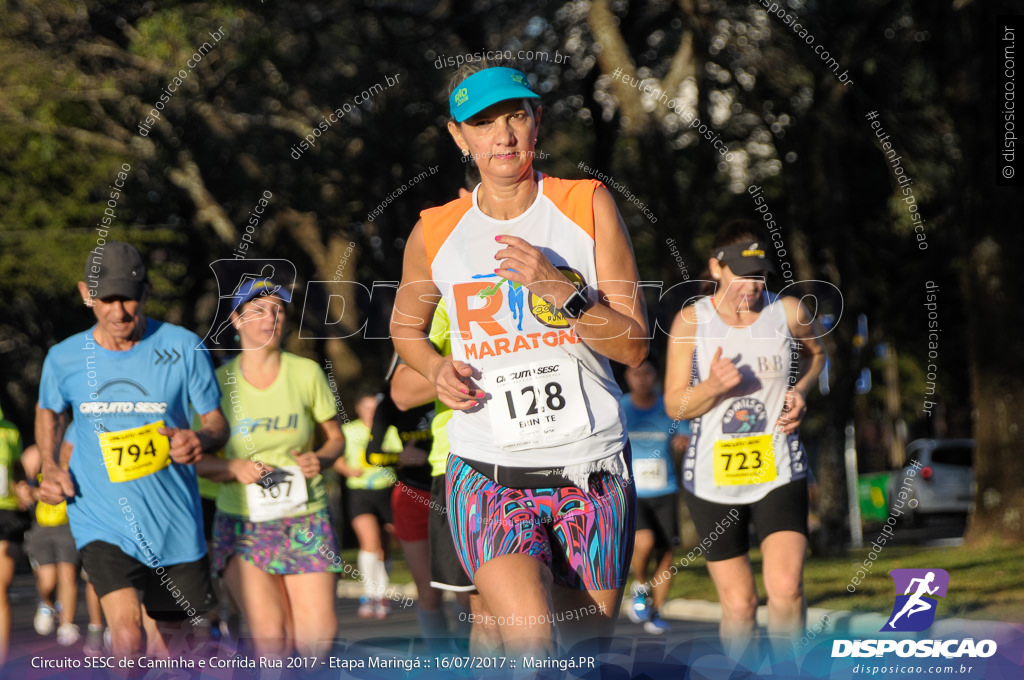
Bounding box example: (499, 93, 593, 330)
(712, 434, 776, 486)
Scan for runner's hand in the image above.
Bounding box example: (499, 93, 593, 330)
(494, 235, 576, 307)
(229, 459, 271, 485)
(39, 466, 75, 505)
(776, 389, 807, 434)
(706, 347, 742, 396)
(293, 450, 322, 479)
(433, 359, 483, 411)
(159, 427, 203, 464)
(14, 481, 35, 510)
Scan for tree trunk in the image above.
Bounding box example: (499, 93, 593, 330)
(964, 237, 1024, 542)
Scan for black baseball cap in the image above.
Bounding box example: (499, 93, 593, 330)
(714, 241, 776, 276)
(85, 242, 148, 300)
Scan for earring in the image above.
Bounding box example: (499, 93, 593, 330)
(234, 333, 240, 342)
(462, 149, 470, 157)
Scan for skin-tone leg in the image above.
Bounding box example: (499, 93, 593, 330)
(140, 606, 169, 657)
(57, 561, 79, 624)
(86, 581, 104, 627)
(282, 572, 337, 658)
(630, 529, 655, 588)
(34, 562, 58, 608)
(650, 547, 675, 611)
(0, 542, 14, 666)
(552, 586, 624, 652)
(225, 556, 291, 658)
(705, 555, 759, 658)
(760, 531, 807, 637)
(399, 539, 442, 611)
(468, 592, 503, 655)
(351, 514, 382, 554)
(99, 587, 147, 660)
(474, 554, 555, 656)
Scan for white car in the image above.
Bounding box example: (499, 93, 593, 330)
(890, 439, 975, 527)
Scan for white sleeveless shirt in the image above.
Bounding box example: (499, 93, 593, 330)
(682, 293, 808, 503)
(420, 175, 626, 468)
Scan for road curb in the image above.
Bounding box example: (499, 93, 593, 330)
(661, 598, 888, 635)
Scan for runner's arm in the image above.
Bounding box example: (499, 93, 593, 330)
(774, 296, 826, 434)
(160, 407, 229, 465)
(783, 295, 826, 397)
(391, 220, 481, 411)
(34, 405, 69, 473)
(493, 187, 649, 366)
(295, 418, 345, 479)
(390, 363, 437, 411)
(35, 405, 75, 503)
(574, 186, 649, 365)
(664, 306, 741, 420)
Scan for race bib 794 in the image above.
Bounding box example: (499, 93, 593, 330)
(98, 421, 171, 483)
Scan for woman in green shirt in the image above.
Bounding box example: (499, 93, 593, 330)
(197, 279, 344, 660)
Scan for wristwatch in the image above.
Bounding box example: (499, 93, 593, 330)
(559, 283, 592, 319)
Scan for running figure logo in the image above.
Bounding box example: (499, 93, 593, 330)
(882, 568, 949, 632)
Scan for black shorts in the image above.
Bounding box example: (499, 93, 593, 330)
(0, 509, 31, 543)
(428, 474, 474, 592)
(347, 487, 393, 525)
(682, 479, 808, 562)
(25, 524, 79, 567)
(201, 497, 217, 543)
(79, 541, 217, 621)
(635, 493, 680, 550)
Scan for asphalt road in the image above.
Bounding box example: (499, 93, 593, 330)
(5, 570, 722, 676)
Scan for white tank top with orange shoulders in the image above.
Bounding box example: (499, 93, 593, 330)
(420, 175, 626, 468)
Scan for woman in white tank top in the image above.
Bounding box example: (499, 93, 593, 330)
(391, 62, 648, 655)
(664, 220, 825, 656)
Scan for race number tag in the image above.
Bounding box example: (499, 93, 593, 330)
(99, 421, 171, 483)
(245, 465, 308, 522)
(713, 434, 776, 486)
(633, 457, 669, 492)
(484, 357, 591, 450)
(0, 466, 7, 497)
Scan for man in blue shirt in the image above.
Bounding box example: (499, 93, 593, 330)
(621, 359, 690, 634)
(36, 242, 228, 660)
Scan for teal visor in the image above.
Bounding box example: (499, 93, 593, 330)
(449, 67, 540, 122)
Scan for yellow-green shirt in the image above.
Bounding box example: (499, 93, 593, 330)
(0, 407, 22, 511)
(215, 352, 337, 518)
(427, 302, 454, 478)
(343, 419, 402, 490)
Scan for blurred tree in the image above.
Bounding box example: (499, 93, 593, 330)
(0, 0, 1011, 549)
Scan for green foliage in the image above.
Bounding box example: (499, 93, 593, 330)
(0, 0, 986, 471)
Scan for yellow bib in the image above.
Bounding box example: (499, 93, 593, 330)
(712, 434, 777, 486)
(98, 421, 171, 483)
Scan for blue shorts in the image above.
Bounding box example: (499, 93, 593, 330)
(445, 454, 635, 591)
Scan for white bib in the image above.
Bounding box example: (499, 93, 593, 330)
(245, 465, 308, 522)
(483, 356, 591, 451)
(633, 457, 669, 491)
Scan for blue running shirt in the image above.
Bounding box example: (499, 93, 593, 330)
(39, 320, 221, 565)
(620, 395, 689, 498)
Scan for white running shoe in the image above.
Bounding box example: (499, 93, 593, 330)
(33, 603, 56, 636)
(56, 622, 81, 646)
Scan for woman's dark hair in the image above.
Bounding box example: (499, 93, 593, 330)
(710, 219, 759, 254)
